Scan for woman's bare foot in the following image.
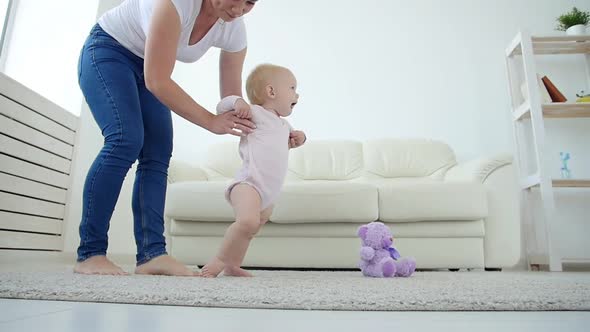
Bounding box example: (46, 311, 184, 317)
(224, 266, 253, 277)
(74, 256, 128, 275)
(134, 255, 196, 277)
(201, 257, 225, 278)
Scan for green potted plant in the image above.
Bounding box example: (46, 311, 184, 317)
(556, 7, 589, 36)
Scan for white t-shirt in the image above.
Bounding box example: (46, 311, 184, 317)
(97, 0, 247, 63)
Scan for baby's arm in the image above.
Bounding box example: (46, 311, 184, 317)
(216, 95, 241, 115)
(216, 96, 252, 119)
(286, 120, 307, 149)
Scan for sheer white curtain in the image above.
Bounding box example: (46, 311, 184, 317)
(0, 0, 99, 115)
(0, 0, 12, 58)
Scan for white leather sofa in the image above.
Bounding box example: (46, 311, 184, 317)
(165, 138, 520, 270)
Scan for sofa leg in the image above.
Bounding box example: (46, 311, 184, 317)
(485, 268, 502, 272)
(448, 268, 460, 272)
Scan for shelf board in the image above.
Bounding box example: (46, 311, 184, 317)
(561, 258, 590, 264)
(510, 35, 590, 56)
(526, 256, 590, 267)
(552, 179, 590, 188)
(521, 176, 590, 189)
(542, 103, 590, 118)
(515, 102, 590, 120)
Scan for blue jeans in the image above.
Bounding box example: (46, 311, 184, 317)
(77, 24, 172, 265)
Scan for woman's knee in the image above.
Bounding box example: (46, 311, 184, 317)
(159, 136, 173, 164)
(137, 126, 172, 166)
(104, 129, 144, 163)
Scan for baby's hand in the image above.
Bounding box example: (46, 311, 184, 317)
(289, 130, 306, 149)
(234, 98, 252, 119)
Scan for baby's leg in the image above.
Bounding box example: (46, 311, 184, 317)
(201, 184, 261, 278)
(260, 206, 273, 224)
(224, 205, 273, 277)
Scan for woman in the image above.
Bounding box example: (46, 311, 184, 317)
(75, 0, 258, 276)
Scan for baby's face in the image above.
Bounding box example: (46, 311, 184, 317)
(272, 70, 299, 117)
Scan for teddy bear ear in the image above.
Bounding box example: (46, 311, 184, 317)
(357, 225, 368, 239)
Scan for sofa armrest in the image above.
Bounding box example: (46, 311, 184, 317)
(168, 160, 208, 184)
(444, 153, 513, 183)
(446, 153, 521, 268)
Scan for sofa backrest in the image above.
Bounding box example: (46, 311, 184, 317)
(202, 138, 457, 181)
(288, 140, 363, 180)
(204, 141, 241, 180)
(363, 138, 456, 178)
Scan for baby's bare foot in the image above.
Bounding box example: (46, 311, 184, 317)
(201, 257, 225, 278)
(135, 255, 196, 277)
(224, 266, 253, 277)
(74, 256, 128, 275)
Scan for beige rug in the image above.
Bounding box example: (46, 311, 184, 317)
(1, 270, 589, 311)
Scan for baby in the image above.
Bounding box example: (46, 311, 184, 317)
(201, 64, 306, 278)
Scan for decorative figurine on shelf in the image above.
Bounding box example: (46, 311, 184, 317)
(560, 152, 572, 179)
(576, 90, 590, 103)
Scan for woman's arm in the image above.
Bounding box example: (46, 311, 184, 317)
(219, 48, 247, 98)
(144, 0, 253, 136)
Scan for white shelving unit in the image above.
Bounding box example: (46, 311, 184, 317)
(505, 31, 590, 272)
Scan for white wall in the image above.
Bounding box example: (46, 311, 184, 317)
(171, 0, 590, 166)
(64, 0, 590, 264)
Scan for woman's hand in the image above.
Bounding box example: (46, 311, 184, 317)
(289, 130, 307, 148)
(234, 98, 252, 119)
(208, 111, 256, 137)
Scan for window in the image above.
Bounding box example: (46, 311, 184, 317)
(0, 0, 13, 59)
(0, 0, 99, 115)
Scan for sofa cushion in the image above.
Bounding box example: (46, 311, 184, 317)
(288, 140, 363, 180)
(165, 181, 234, 222)
(378, 181, 488, 222)
(170, 219, 485, 238)
(271, 181, 378, 223)
(364, 138, 456, 178)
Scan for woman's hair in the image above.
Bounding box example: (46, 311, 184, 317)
(246, 64, 289, 105)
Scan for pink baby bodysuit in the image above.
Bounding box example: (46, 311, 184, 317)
(217, 96, 293, 210)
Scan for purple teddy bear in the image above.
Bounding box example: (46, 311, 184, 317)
(357, 222, 416, 278)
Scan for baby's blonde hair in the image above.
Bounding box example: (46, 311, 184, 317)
(246, 64, 290, 105)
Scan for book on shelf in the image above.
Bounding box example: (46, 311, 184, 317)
(541, 76, 567, 103)
(520, 74, 552, 104)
